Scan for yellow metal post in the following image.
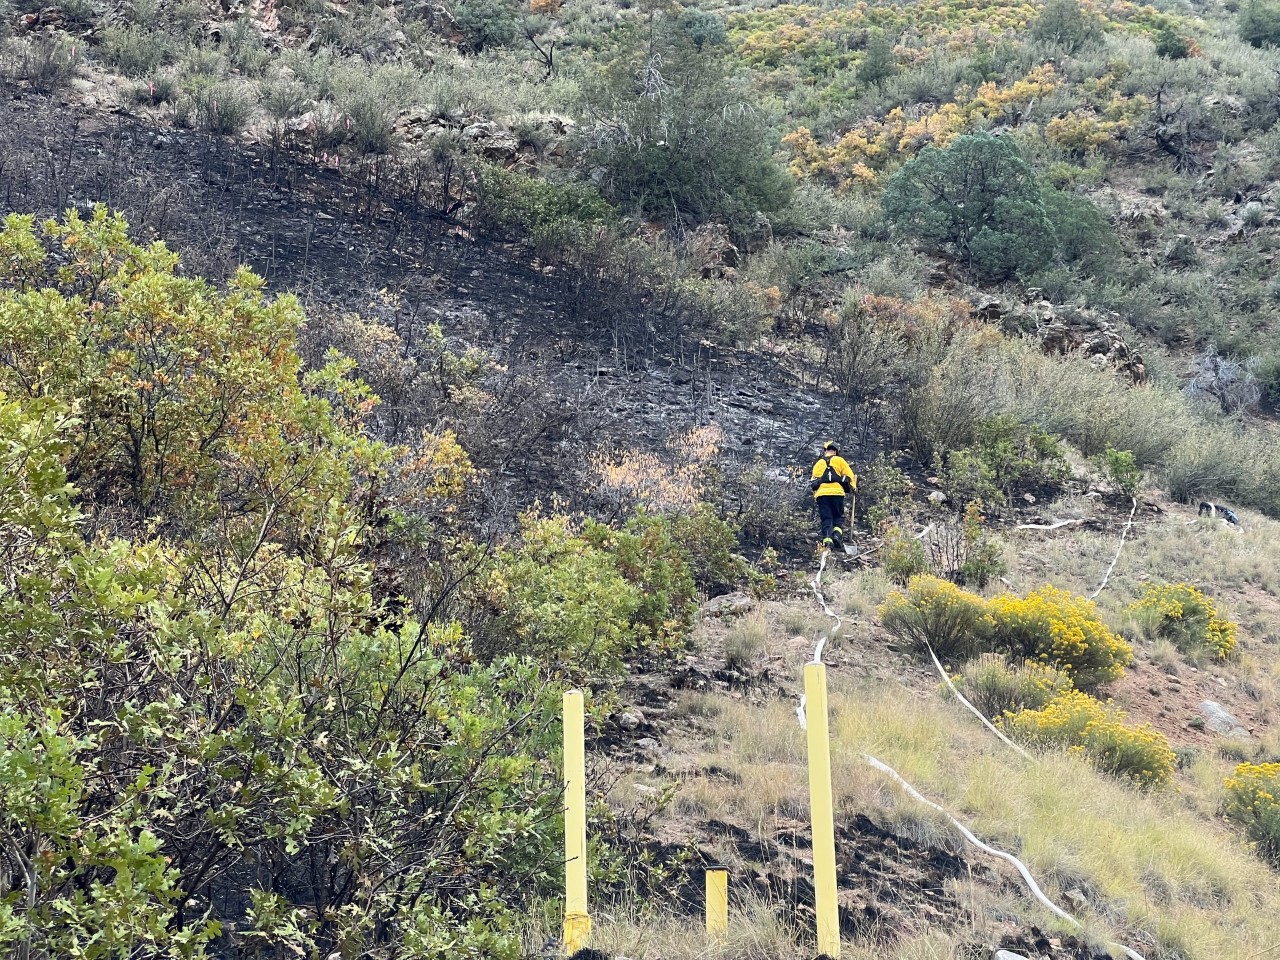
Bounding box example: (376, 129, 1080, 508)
(705, 866, 728, 938)
(804, 663, 841, 958)
(563, 690, 591, 955)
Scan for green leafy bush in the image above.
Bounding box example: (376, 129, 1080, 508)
(475, 164, 613, 258)
(879, 575, 992, 660)
(668, 503, 748, 596)
(450, 0, 521, 52)
(882, 522, 931, 584)
(1131, 583, 1239, 660)
(102, 25, 174, 77)
(492, 510, 698, 674)
(958, 654, 1074, 718)
(938, 415, 1069, 507)
(884, 133, 1055, 282)
(0, 211, 569, 957)
(1030, 0, 1103, 51)
(587, 23, 793, 233)
(859, 452, 913, 528)
(1239, 0, 1280, 48)
(1001, 691, 1176, 788)
(928, 500, 1007, 588)
(1093, 445, 1141, 498)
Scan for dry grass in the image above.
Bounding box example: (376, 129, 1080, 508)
(835, 567, 893, 618)
(586, 898, 805, 960)
(724, 610, 769, 671)
(828, 685, 1280, 960)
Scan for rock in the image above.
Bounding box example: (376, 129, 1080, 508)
(1200, 700, 1250, 738)
(1023, 296, 1146, 384)
(632, 783, 659, 799)
(635, 737, 659, 752)
(702, 592, 755, 618)
(618, 711, 643, 731)
(972, 295, 1005, 321)
(994, 951, 1031, 960)
(927, 490, 948, 505)
(1022, 492, 1037, 504)
(1064, 887, 1089, 910)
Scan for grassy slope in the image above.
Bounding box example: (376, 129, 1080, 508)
(589, 495, 1280, 958)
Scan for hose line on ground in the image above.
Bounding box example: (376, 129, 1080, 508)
(801, 546, 1148, 960)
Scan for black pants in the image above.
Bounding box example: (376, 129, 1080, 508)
(816, 495, 845, 540)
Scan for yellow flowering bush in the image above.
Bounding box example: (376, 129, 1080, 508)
(958, 654, 1074, 719)
(1001, 690, 1176, 788)
(881, 580, 1132, 688)
(1131, 583, 1238, 660)
(1224, 763, 1280, 861)
(987, 585, 1133, 689)
(782, 66, 1058, 186)
(879, 575, 992, 660)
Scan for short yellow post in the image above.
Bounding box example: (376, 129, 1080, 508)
(563, 690, 591, 956)
(705, 866, 728, 938)
(804, 663, 841, 958)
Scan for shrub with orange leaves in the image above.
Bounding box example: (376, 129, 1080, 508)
(594, 425, 724, 515)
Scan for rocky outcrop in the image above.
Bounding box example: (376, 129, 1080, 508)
(971, 293, 1147, 384)
(392, 110, 574, 165)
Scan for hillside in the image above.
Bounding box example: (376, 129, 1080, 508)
(4, 0, 1280, 957)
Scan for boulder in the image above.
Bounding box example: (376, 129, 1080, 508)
(1200, 700, 1250, 738)
(1034, 300, 1146, 384)
(702, 592, 755, 618)
(617, 711, 643, 731)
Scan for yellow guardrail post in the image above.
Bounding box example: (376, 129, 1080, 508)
(563, 690, 591, 956)
(705, 866, 728, 938)
(804, 663, 841, 958)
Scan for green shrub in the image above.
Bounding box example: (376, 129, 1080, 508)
(102, 25, 174, 77)
(958, 654, 1074, 719)
(493, 510, 698, 674)
(885, 133, 1055, 283)
(1001, 691, 1176, 788)
(668, 504, 747, 596)
(1040, 185, 1118, 274)
(4, 37, 80, 92)
(928, 501, 1007, 589)
(987, 585, 1133, 690)
(584, 511, 698, 651)
(1240, 0, 1280, 48)
(677, 8, 727, 51)
(1131, 583, 1239, 660)
(938, 416, 1069, 508)
(1155, 25, 1193, 59)
(883, 522, 931, 584)
(475, 164, 613, 257)
(879, 575, 992, 661)
(1030, 0, 1103, 53)
(857, 28, 897, 86)
(859, 452, 913, 529)
(450, 0, 521, 53)
(587, 26, 792, 233)
(1224, 763, 1280, 861)
(189, 79, 257, 135)
(1093, 446, 1141, 498)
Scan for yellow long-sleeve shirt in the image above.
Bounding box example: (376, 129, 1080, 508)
(811, 456, 856, 499)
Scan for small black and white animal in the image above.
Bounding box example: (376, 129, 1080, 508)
(1199, 501, 1242, 526)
